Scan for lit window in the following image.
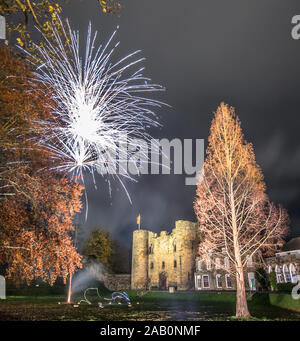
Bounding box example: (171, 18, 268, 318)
(225, 274, 232, 288)
(206, 259, 211, 270)
(290, 264, 298, 283)
(216, 274, 222, 288)
(202, 275, 210, 288)
(195, 275, 201, 290)
(248, 272, 256, 290)
(283, 264, 291, 283)
(275, 265, 283, 283)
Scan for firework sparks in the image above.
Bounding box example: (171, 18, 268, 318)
(25, 18, 165, 187)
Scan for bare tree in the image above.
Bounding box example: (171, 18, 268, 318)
(194, 102, 289, 318)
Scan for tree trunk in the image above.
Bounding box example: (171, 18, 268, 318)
(229, 185, 251, 319)
(236, 269, 250, 318)
(67, 273, 72, 303)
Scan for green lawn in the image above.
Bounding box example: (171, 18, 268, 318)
(0, 291, 299, 321)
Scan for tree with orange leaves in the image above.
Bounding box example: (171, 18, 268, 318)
(0, 1, 121, 50)
(0, 46, 83, 285)
(194, 102, 289, 318)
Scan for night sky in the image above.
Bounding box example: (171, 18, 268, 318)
(58, 0, 300, 247)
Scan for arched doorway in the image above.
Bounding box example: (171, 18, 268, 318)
(159, 272, 168, 290)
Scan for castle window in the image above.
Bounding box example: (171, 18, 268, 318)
(215, 258, 221, 270)
(150, 262, 154, 269)
(225, 274, 232, 288)
(162, 261, 165, 269)
(216, 274, 222, 288)
(174, 260, 177, 268)
(202, 275, 210, 288)
(149, 244, 153, 254)
(224, 257, 230, 269)
(174, 244, 176, 252)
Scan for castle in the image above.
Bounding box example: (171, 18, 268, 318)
(131, 220, 200, 290)
(131, 220, 300, 291)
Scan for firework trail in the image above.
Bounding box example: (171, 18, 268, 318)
(25, 18, 165, 197)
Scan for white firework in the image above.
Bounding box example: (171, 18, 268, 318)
(26, 18, 165, 192)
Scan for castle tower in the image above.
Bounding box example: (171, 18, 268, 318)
(174, 220, 198, 290)
(131, 229, 149, 289)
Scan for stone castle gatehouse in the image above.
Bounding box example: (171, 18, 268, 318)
(131, 220, 200, 290)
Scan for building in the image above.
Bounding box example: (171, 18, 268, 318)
(194, 238, 300, 291)
(131, 220, 200, 290)
(194, 254, 257, 291)
(264, 238, 300, 285)
(131, 220, 300, 291)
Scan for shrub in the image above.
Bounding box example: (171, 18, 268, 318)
(277, 282, 295, 292)
(255, 267, 270, 291)
(269, 270, 278, 291)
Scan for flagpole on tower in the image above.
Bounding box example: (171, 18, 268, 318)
(137, 214, 141, 230)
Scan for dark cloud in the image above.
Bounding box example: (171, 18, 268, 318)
(60, 0, 300, 244)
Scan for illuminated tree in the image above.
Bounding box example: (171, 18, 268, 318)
(83, 227, 114, 269)
(194, 102, 289, 318)
(0, 46, 83, 285)
(0, 0, 121, 49)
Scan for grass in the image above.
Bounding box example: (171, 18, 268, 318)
(0, 291, 299, 321)
(268, 293, 300, 312)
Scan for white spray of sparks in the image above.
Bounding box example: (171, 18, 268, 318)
(25, 18, 165, 198)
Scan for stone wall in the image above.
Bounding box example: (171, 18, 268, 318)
(103, 274, 131, 291)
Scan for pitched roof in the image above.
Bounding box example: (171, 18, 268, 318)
(282, 237, 300, 251)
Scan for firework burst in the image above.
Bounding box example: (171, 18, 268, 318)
(25, 18, 165, 192)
